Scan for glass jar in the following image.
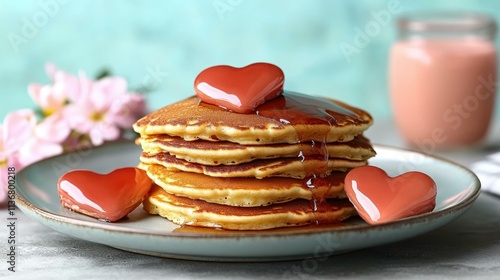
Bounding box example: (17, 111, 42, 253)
(389, 12, 497, 151)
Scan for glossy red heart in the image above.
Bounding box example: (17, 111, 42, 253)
(194, 62, 285, 113)
(58, 167, 152, 222)
(344, 166, 437, 225)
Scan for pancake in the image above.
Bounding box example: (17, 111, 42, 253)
(140, 163, 347, 207)
(133, 92, 373, 145)
(134, 86, 375, 230)
(137, 134, 376, 165)
(140, 152, 366, 179)
(143, 185, 357, 230)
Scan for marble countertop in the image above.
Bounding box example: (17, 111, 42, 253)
(3, 119, 500, 279)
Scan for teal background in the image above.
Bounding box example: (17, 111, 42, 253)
(1, 0, 500, 120)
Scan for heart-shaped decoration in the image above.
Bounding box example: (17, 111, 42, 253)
(194, 62, 285, 113)
(58, 167, 152, 222)
(344, 166, 437, 225)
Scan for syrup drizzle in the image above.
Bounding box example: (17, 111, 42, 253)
(255, 91, 360, 132)
(253, 91, 363, 222)
(197, 90, 367, 225)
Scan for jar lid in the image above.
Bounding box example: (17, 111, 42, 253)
(398, 12, 497, 39)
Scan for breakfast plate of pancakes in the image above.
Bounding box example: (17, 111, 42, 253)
(133, 92, 376, 230)
(16, 89, 480, 261)
(15, 140, 480, 261)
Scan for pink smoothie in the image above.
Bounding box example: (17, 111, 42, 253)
(390, 38, 497, 151)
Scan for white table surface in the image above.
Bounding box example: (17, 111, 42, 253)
(2, 118, 500, 280)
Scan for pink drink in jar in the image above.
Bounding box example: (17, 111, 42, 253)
(389, 13, 497, 151)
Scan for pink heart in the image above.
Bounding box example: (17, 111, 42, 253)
(194, 62, 284, 113)
(344, 166, 437, 224)
(58, 167, 152, 222)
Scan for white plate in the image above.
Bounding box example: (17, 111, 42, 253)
(15, 141, 480, 261)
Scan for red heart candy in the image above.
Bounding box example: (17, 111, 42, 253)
(194, 62, 285, 113)
(344, 166, 437, 225)
(58, 167, 152, 222)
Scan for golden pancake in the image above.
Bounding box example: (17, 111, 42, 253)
(140, 163, 347, 207)
(134, 86, 374, 230)
(140, 152, 366, 179)
(133, 92, 373, 145)
(137, 134, 376, 166)
(143, 185, 357, 230)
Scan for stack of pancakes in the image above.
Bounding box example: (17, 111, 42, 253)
(133, 92, 375, 230)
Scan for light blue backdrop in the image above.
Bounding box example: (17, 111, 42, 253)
(1, 0, 500, 120)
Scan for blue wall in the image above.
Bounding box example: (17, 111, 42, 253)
(2, 0, 500, 120)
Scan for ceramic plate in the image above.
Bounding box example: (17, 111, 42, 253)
(15, 141, 480, 261)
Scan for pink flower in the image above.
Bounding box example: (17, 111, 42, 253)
(28, 63, 85, 112)
(28, 83, 67, 116)
(17, 113, 69, 167)
(0, 109, 37, 204)
(1, 63, 148, 205)
(35, 111, 72, 143)
(28, 64, 69, 116)
(68, 76, 139, 146)
(29, 63, 147, 147)
(54, 69, 90, 104)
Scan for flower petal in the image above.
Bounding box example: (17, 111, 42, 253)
(96, 77, 128, 98)
(89, 128, 104, 146)
(35, 113, 71, 143)
(28, 83, 43, 104)
(54, 71, 82, 103)
(2, 109, 36, 154)
(88, 122, 121, 146)
(0, 165, 8, 205)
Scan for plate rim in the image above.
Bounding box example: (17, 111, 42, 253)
(15, 141, 481, 239)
